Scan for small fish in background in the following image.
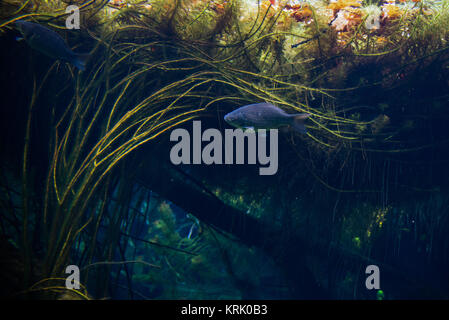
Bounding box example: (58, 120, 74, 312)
(370, 114, 390, 134)
(15, 20, 88, 71)
(224, 102, 311, 134)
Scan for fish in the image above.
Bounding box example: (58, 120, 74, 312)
(15, 20, 88, 71)
(224, 102, 311, 133)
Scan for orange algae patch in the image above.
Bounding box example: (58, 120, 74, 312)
(261, 0, 277, 16)
(382, 4, 402, 20)
(110, 0, 127, 9)
(326, 0, 364, 32)
(285, 3, 313, 23)
(331, 8, 363, 32)
(210, 1, 228, 15)
(327, 0, 362, 13)
(376, 36, 388, 44)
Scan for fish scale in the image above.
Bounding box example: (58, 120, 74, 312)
(224, 102, 310, 133)
(15, 20, 88, 71)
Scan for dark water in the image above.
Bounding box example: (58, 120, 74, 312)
(0, 2, 448, 301)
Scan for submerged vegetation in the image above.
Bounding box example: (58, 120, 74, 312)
(0, 0, 448, 299)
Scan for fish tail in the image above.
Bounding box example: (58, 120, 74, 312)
(291, 113, 310, 134)
(72, 52, 89, 71)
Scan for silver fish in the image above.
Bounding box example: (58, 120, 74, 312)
(15, 20, 88, 71)
(224, 102, 310, 133)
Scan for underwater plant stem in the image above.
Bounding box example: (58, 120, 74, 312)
(21, 76, 36, 291)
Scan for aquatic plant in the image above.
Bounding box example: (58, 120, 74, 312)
(0, 0, 448, 299)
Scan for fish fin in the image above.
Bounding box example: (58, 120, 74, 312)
(292, 113, 311, 134)
(15, 36, 24, 42)
(72, 52, 89, 71)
